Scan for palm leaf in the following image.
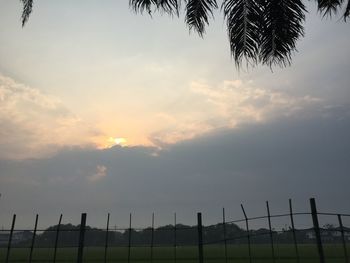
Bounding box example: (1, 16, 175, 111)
(185, 0, 218, 36)
(344, 0, 350, 20)
(316, 0, 344, 17)
(222, 0, 262, 66)
(157, 0, 180, 15)
(17, 0, 350, 68)
(21, 0, 33, 27)
(129, 0, 157, 14)
(259, 0, 306, 67)
(130, 0, 179, 15)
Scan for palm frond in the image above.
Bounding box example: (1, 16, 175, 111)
(222, 0, 262, 67)
(17, 0, 350, 68)
(259, 0, 306, 67)
(344, 0, 350, 20)
(185, 0, 218, 36)
(129, 0, 180, 15)
(21, 0, 33, 27)
(316, 0, 344, 17)
(129, 0, 157, 14)
(157, 0, 180, 15)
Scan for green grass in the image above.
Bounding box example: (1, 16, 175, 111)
(0, 244, 349, 263)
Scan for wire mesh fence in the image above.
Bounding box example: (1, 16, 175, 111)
(0, 198, 349, 263)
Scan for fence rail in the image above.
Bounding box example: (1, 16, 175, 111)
(0, 198, 349, 263)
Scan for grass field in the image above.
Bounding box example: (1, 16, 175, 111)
(0, 244, 349, 263)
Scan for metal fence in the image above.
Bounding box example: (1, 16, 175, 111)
(0, 198, 349, 263)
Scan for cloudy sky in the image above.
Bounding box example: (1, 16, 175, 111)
(0, 0, 350, 229)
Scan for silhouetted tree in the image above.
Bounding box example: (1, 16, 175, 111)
(20, 0, 349, 67)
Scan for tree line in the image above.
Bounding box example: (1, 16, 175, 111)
(7, 222, 347, 247)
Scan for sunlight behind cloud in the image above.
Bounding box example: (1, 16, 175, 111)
(102, 137, 128, 148)
(0, 73, 323, 160)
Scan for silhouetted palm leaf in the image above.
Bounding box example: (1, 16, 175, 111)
(222, 0, 262, 66)
(129, 0, 157, 14)
(344, 0, 350, 20)
(259, 0, 306, 67)
(185, 0, 218, 36)
(316, 0, 344, 16)
(130, 0, 179, 15)
(315, 0, 350, 20)
(157, 0, 180, 15)
(21, 0, 33, 27)
(20, 0, 349, 67)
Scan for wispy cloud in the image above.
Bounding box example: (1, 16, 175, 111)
(150, 79, 322, 145)
(0, 74, 99, 160)
(0, 74, 325, 159)
(191, 80, 322, 123)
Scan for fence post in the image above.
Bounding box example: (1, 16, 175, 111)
(338, 214, 349, 263)
(104, 213, 110, 263)
(151, 213, 155, 263)
(310, 198, 325, 263)
(5, 214, 16, 263)
(174, 213, 177, 263)
(266, 201, 276, 263)
(241, 204, 252, 263)
(289, 199, 300, 263)
(53, 214, 62, 263)
(28, 214, 38, 263)
(128, 213, 132, 263)
(197, 212, 204, 263)
(77, 213, 87, 263)
(222, 208, 228, 263)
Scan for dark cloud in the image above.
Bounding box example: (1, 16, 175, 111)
(1, 110, 349, 228)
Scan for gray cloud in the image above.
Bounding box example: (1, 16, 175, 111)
(0, 108, 349, 228)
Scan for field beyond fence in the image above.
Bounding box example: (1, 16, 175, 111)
(0, 198, 349, 263)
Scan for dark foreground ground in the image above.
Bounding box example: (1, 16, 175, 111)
(0, 244, 348, 263)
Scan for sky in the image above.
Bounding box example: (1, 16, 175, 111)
(0, 0, 350, 229)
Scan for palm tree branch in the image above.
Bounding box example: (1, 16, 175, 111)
(17, 0, 350, 68)
(316, 0, 344, 17)
(222, 0, 262, 66)
(157, 0, 180, 15)
(21, 0, 33, 27)
(259, 0, 306, 67)
(185, 0, 218, 37)
(129, 0, 179, 15)
(129, 0, 157, 14)
(344, 0, 350, 20)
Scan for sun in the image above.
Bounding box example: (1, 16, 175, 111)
(104, 137, 128, 148)
(113, 137, 127, 145)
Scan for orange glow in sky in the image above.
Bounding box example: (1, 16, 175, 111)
(103, 137, 128, 148)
